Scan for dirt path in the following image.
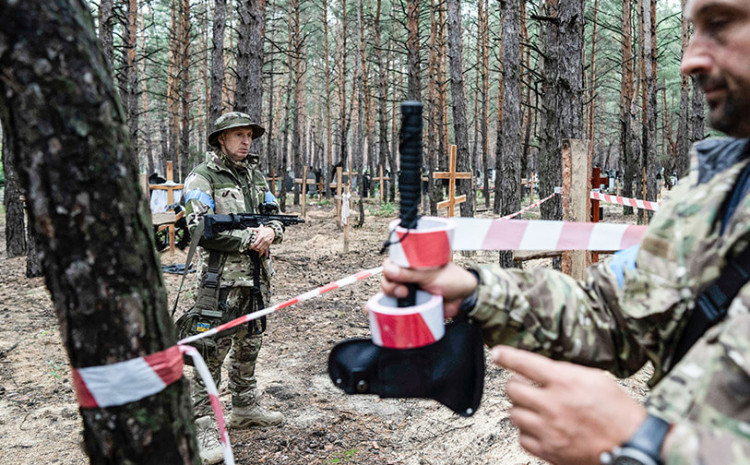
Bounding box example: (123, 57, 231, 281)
(0, 202, 648, 464)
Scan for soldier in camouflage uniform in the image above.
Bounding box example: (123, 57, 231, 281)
(382, 1, 750, 464)
(183, 112, 284, 464)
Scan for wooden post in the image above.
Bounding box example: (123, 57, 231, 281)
(561, 140, 590, 280)
(149, 161, 184, 253)
(530, 171, 535, 202)
(343, 186, 350, 253)
(293, 170, 316, 219)
(266, 168, 278, 197)
(336, 166, 343, 226)
(434, 145, 472, 217)
(301, 166, 307, 217)
(375, 164, 390, 204)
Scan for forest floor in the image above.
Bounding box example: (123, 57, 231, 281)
(0, 198, 651, 465)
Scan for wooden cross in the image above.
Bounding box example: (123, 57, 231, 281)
(294, 166, 318, 218)
(374, 164, 390, 203)
(149, 161, 184, 253)
(266, 168, 279, 197)
(434, 145, 472, 217)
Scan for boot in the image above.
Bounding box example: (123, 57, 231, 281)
(229, 404, 284, 428)
(195, 416, 224, 464)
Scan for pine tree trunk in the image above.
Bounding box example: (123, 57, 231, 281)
(676, 0, 691, 179)
(2, 128, 27, 257)
(323, 0, 333, 198)
(209, 0, 227, 131)
(641, 0, 658, 221)
(406, 0, 421, 101)
(373, 0, 391, 204)
(0, 1, 198, 463)
(620, 0, 636, 215)
(538, 0, 584, 228)
(446, 0, 473, 217)
(25, 225, 43, 278)
(126, 0, 139, 157)
(179, 0, 191, 180)
(480, 0, 490, 210)
(498, 0, 522, 268)
(691, 79, 705, 144)
(98, 0, 115, 66)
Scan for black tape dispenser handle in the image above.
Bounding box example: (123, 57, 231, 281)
(398, 101, 423, 307)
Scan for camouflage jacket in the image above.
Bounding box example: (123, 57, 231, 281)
(469, 138, 750, 464)
(183, 151, 283, 289)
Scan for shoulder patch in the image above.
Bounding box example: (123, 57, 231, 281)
(610, 245, 639, 289)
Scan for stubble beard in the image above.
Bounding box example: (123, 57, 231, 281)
(710, 90, 750, 138)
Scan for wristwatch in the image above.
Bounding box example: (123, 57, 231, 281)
(600, 414, 670, 465)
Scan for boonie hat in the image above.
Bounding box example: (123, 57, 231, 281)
(208, 112, 266, 148)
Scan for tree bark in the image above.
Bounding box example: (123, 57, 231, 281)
(98, 0, 115, 67)
(406, 0, 421, 101)
(446, 0, 473, 217)
(2, 127, 27, 257)
(0, 1, 197, 463)
(691, 78, 705, 144)
(497, 0, 522, 268)
(178, 0, 191, 180)
(676, 0, 691, 179)
(620, 0, 637, 215)
(125, 0, 139, 157)
(25, 224, 43, 278)
(209, 0, 227, 132)
(373, 0, 391, 204)
(641, 0, 658, 221)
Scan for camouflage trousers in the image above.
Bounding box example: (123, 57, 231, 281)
(191, 286, 268, 419)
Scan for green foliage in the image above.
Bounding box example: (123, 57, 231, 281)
(317, 198, 332, 207)
(327, 449, 359, 464)
(47, 360, 66, 380)
(367, 201, 396, 217)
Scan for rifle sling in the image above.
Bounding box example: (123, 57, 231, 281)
(671, 243, 750, 368)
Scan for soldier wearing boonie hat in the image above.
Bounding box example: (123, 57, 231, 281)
(182, 112, 284, 464)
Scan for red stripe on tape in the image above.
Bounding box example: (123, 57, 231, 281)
(144, 345, 184, 386)
(621, 225, 645, 249)
(373, 312, 437, 348)
(397, 229, 452, 267)
(483, 219, 527, 250)
(72, 368, 98, 408)
(557, 221, 594, 250)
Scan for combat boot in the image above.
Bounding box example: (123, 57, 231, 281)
(195, 416, 224, 464)
(229, 404, 284, 428)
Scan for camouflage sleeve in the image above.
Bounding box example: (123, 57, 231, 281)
(184, 171, 253, 253)
(266, 220, 284, 245)
(468, 260, 651, 379)
(664, 421, 750, 464)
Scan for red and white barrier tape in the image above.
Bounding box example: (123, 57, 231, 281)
(180, 345, 235, 465)
(72, 345, 183, 408)
(450, 218, 647, 251)
(388, 217, 455, 268)
(178, 266, 384, 346)
(501, 193, 556, 220)
(367, 290, 444, 348)
(71, 266, 383, 463)
(590, 191, 660, 211)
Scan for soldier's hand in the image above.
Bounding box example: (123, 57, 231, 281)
(492, 346, 648, 465)
(248, 225, 275, 256)
(380, 259, 478, 318)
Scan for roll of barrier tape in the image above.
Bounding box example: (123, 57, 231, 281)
(388, 216, 455, 268)
(367, 290, 444, 348)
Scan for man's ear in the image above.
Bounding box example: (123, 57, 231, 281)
(217, 132, 225, 148)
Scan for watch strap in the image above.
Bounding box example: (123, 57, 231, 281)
(623, 413, 670, 464)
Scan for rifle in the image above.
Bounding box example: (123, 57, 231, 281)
(203, 213, 305, 240)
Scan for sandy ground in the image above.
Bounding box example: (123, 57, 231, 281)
(0, 200, 650, 464)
